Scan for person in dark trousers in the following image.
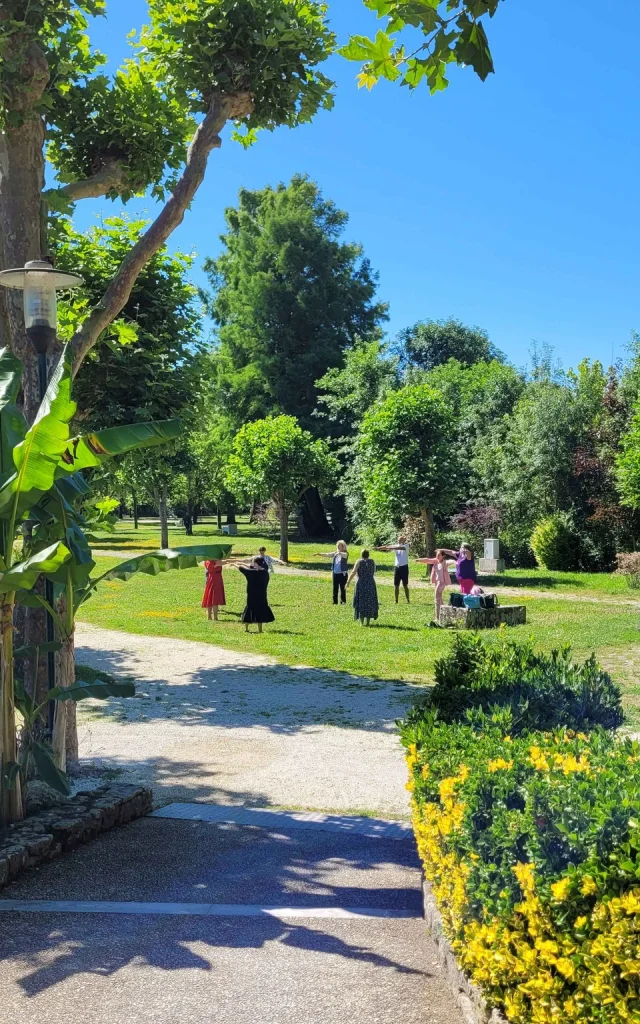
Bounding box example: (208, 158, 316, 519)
(233, 556, 275, 634)
(315, 540, 349, 604)
(375, 534, 410, 604)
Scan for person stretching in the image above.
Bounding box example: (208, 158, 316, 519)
(375, 534, 410, 604)
(456, 544, 477, 595)
(315, 540, 349, 604)
(415, 549, 457, 623)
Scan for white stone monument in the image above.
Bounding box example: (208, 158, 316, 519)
(479, 537, 505, 573)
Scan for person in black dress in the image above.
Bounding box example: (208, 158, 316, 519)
(234, 556, 275, 633)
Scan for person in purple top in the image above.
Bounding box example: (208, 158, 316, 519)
(456, 544, 477, 595)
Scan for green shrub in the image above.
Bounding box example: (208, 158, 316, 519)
(530, 512, 581, 570)
(424, 632, 624, 734)
(616, 551, 640, 589)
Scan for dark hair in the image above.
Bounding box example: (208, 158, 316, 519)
(462, 544, 474, 557)
(361, 549, 370, 560)
(258, 546, 267, 553)
(254, 556, 267, 569)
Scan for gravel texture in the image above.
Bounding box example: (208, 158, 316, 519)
(75, 624, 416, 817)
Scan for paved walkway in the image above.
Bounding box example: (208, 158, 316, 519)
(0, 626, 466, 1023)
(74, 624, 418, 816)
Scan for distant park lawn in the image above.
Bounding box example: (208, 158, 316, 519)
(80, 522, 640, 724)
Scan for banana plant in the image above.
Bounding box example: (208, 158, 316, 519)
(0, 346, 193, 822)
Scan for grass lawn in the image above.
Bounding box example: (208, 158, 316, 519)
(77, 554, 640, 720)
(93, 517, 635, 597)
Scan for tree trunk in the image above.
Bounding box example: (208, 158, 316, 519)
(132, 491, 139, 529)
(0, 117, 47, 423)
(226, 507, 237, 525)
(1, 595, 23, 823)
(300, 487, 332, 538)
(52, 627, 74, 771)
(159, 483, 169, 549)
(217, 506, 222, 530)
(422, 508, 436, 558)
(277, 498, 289, 563)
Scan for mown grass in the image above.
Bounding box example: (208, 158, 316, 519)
(77, 556, 639, 687)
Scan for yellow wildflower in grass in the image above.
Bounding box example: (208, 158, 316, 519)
(581, 876, 598, 896)
(550, 877, 572, 901)
(420, 763, 430, 780)
(487, 757, 514, 772)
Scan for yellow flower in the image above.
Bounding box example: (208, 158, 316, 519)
(503, 735, 513, 744)
(529, 746, 550, 772)
(487, 757, 514, 773)
(420, 764, 430, 780)
(551, 877, 572, 901)
(580, 876, 597, 896)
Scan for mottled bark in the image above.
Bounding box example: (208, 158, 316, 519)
(52, 627, 75, 770)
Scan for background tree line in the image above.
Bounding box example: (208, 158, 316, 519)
(62, 173, 640, 570)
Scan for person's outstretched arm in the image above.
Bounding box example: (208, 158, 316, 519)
(346, 562, 359, 586)
(415, 557, 437, 564)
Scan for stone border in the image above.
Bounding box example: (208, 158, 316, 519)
(423, 879, 507, 1024)
(0, 784, 152, 889)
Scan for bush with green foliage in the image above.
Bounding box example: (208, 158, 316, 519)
(530, 513, 582, 571)
(401, 710, 640, 1024)
(424, 633, 624, 734)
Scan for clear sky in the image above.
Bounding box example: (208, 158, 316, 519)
(69, 0, 640, 371)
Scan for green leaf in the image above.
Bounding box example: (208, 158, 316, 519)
(14, 641, 63, 659)
(454, 15, 494, 80)
(55, 419, 182, 476)
(95, 544, 233, 586)
(48, 679, 136, 702)
(2, 762, 21, 791)
(31, 742, 71, 796)
(0, 348, 26, 486)
(0, 541, 71, 595)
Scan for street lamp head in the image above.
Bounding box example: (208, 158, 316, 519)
(0, 260, 83, 354)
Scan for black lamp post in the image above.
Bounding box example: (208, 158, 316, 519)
(0, 260, 83, 727)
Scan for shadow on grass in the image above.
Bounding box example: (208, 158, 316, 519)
(481, 574, 565, 590)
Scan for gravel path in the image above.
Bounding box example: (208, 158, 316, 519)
(75, 624, 418, 817)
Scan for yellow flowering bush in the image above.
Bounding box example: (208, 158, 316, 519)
(401, 709, 640, 1023)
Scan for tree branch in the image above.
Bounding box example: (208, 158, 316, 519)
(47, 161, 126, 203)
(70, 91, 253, 376)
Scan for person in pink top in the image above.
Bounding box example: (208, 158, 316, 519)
(415, 548, 458, 623)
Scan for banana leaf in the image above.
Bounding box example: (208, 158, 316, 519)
(0, 541, 71, 594)
(14, 641, 63, 659)
(0, 349, 26, 487)
(31, 741, 71, 796)
(80, 545, 232, 606)
(56, 420, 181, 477)
(0, 351, 76, 519)
(47, 680, 136, 702)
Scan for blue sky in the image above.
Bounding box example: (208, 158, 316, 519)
(70, 0, 640, 370)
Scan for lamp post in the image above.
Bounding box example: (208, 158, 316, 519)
(0, 260, 83, 729)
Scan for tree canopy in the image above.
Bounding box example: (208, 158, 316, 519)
(398, 317, 504, 372)
(226, 415, 337, 560)
(357, 383, 460, 553)
(204, 175, 388, 433)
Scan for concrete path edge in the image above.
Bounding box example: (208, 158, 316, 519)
(423, 878, 507, 1024)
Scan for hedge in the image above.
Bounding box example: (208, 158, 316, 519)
(401, 640, 640, 1024)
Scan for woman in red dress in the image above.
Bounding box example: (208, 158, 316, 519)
(202, 559, 226, 621)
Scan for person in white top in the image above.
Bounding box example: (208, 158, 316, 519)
(257, 547, 285, 573)
(315, 540, 349, 604)
(374, 534, 411, 604)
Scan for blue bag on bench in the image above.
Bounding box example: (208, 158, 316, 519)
(463, 595, 482, 609)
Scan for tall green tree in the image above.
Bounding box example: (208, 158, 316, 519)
(204, 175, 388, 434)
(0, 1, 335, 419)
(226, 416, 337, 561)
(356, 383, 460, 554)
(398, 317, 504, 372)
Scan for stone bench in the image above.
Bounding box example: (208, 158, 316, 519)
(439, 604, 526, 629)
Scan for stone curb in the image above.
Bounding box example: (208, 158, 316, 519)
(0, 784, 152, 889)
(423, 879, 507, 1024)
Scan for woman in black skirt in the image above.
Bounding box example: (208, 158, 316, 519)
(234, 556, 275, 634)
